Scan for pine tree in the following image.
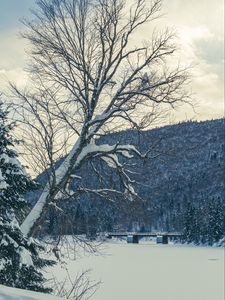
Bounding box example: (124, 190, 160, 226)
(0, 101, 55, 293)
(207, 197, 224, 245)
(183, 202, 200, 243)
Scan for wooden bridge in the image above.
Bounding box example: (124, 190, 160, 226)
(106, 232, 183, 244)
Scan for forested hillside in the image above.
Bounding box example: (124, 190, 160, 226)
(28, 119, 225, 244)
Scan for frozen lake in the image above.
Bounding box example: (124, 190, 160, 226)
(48, 241, 224, 300)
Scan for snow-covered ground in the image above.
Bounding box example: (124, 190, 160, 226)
(47, 240, 224, 300)
(0, 284, 61, 300)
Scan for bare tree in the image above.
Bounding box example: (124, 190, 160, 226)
(50, 269, 100, 300)
(11, 0, 191, 237)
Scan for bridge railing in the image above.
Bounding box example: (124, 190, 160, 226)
(106, 232, 183, 244)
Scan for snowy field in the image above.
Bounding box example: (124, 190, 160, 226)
(0, 284, 61, 300)
(47, 240, 224, 300)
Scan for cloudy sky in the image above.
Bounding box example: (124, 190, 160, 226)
(0, 0, 224, 123)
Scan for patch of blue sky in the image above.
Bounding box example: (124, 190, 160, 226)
(0, 0, 35, 30)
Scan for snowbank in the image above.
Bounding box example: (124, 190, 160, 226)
(0, 285, 61, 300)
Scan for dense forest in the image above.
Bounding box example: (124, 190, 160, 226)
(28, 118, 225, 245)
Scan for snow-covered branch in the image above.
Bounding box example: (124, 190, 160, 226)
(10, 0, 192, 237)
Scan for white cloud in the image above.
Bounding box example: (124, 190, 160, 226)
(159, 0, 224, 121)
(178, 25, 213, 44)
(0, 68, 28, 93)
(0, 0, 223, 122)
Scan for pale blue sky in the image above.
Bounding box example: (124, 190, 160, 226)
(0, 0, 224, 122)
(0, 0, 34, 30)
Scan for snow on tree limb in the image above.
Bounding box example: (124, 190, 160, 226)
(10, 0, 192, 237)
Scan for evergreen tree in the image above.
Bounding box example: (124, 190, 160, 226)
(183, 202, 200, 243)
(207, 198, 225, 245)
(0, 101, 55, 293)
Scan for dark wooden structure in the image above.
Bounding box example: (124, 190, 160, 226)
(156, 235, 168, 244)
(106, 232, 182, 244)
(127, 234, 139, 244)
